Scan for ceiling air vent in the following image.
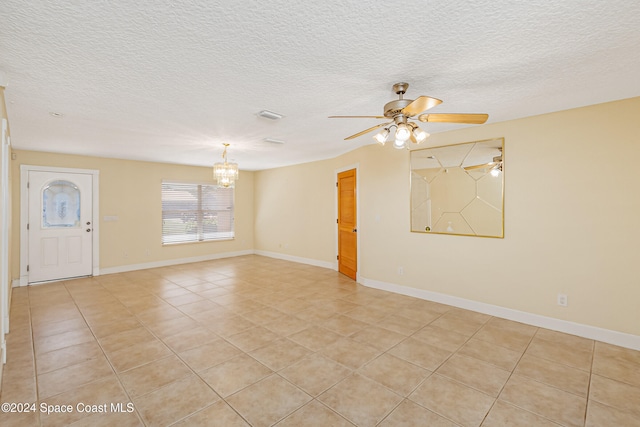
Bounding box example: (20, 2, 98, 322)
(257, 110, 284, 120)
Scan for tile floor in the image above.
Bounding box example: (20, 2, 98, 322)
(1, 255, 639, 426)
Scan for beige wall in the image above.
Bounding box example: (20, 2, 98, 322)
(10, 151, 254, 275)
(254, 159, 337, 263)
(7, 97, 640, 337)
(254, 96, 640, 336)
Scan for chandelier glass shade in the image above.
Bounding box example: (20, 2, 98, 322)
(213, 143, 239, 188)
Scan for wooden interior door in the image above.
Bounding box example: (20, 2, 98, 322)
(338, 169, 357, 280)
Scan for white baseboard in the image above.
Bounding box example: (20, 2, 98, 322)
(16, 249, 334, 282)
(254, 250, 337, 271)
(360, 276, 640, 351)
(99, 250, 255, 275)
(18, 249, 638, 351)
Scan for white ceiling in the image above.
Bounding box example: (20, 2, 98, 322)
(1, 1, 639, 171)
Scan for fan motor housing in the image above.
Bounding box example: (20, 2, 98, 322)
(383, 99, 412, 118)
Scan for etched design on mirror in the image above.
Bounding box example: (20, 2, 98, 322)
(410, 138, 504, 237)
(42, 180, 81, 228)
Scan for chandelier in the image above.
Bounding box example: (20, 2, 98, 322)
(213, 143, 239, 188)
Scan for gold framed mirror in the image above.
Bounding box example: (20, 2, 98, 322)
(410, 137, 504, 237)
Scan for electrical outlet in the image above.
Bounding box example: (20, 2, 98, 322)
(557, 294, 568, 307)
(397, 266, 404, 275)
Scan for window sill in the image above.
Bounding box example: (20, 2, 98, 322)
(162, 237, 235, 246)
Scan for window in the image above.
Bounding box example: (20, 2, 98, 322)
(42, 180, 81, 228)
(161, 181, 234, 244)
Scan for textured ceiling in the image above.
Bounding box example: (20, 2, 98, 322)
(1, 1, 639, 170)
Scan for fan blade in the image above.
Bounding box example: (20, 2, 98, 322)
(464, 162, 495, 171)
(329, 115, 387, 119)
(401, 96, 443, 116)
(418, 113, 489, 124)
(344, 122, 393, 140)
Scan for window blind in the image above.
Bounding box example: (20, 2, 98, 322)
(161, 182, 234, 244)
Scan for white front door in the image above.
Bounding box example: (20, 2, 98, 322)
(28, 171, 93, 283)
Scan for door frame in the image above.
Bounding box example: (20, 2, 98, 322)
(335, 163, 360, 282)
(19, 165, 100, 286)
(1, 119, 10, 365)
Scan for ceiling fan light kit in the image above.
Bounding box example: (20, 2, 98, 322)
(395, 123, 412, 141)
(331, 82, 488, 148)
(373, 128, 390, 145)
(393, 138, 407, 149)
(412, 124, 429, 143)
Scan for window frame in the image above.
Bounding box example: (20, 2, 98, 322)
(161, 180, 235, 245)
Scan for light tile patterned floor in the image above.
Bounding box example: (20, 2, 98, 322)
(1, 255, 639, 426)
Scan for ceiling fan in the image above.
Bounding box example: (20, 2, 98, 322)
(329, 82, 489, 149)
(463, 153, 503, 177)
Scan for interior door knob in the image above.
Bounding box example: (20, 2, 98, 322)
(86, 228, 91, 232)
(352, 228, 357, 232)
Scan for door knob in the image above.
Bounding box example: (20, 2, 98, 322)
(86, 221, 91, 225)
(86, 228, 91, 232)
(352, 228, 357, 233)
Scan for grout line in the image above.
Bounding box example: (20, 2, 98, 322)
(478, 325, 576, 426)
(62, 279, 148, 426)
(26, 286, 41, 426)
(129, 271, 261, 426)
(584, 339, 597, 425)
(9, 256, 639, 427)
